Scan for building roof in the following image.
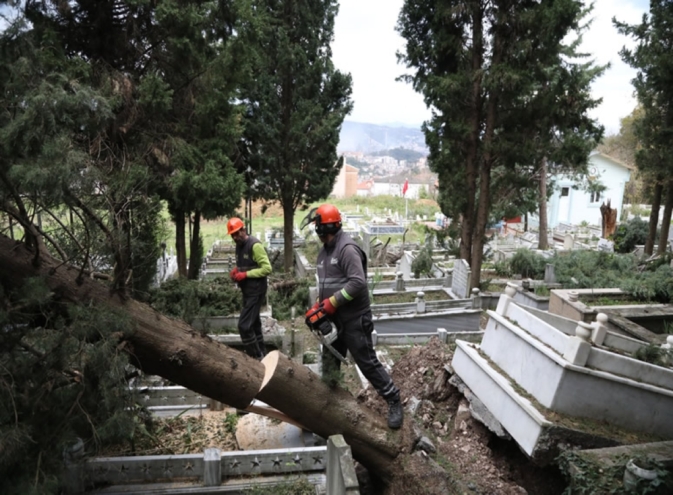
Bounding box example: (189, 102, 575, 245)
(591, 151, 636, 171)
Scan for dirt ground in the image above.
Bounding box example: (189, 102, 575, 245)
(356, 337, 568, 495)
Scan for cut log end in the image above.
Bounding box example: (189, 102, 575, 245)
(261, 350, 280, 387)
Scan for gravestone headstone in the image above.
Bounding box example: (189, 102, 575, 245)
(597, 238, 614, 252)
(452, 259, 472, 299)
(563, 233, 575, 250)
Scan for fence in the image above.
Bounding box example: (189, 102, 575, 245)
(65, 435, 359, 494)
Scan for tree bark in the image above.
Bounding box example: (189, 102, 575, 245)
(283, 201, 294, 273)
(657, 180, 673, 255)
(460, 3, 484, 263)
(0, 234, 408, 483)
(187, 211, 202, 280)
(645, 181, 663, 256)
(175, 211, 188, 277)
(470, 14, 502, 291)
(600, 200, 618, 239)
(538, 157, 549, 250)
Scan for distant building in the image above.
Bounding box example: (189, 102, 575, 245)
(371, 176, 436, 199)
(356, 180, 374, 197)
(330, 161, 358, 198)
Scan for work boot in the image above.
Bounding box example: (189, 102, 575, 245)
(387, 396, 404, 429)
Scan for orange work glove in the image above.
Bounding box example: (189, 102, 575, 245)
(233, 271, 247, 283)
(229, 267, 239, 280)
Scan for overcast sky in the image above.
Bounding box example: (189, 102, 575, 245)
(332, 0, 650, 136)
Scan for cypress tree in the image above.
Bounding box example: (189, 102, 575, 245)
(397, 0, 603, 286)
(615, 0, 673, 255)
(241, 0, 353, 271)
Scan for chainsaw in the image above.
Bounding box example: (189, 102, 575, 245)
(305, 306, 350, 364)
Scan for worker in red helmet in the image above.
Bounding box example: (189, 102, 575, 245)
(300, 204, 403, 429)
(227, 217, 272, 360)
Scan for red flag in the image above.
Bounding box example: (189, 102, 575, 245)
(402, 178, 409, 197)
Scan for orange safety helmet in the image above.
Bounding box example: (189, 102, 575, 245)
(227, 217, 245, 235)
(300, 204, 342, 236)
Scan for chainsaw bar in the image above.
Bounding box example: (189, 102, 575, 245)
(311, 328, 350, 365)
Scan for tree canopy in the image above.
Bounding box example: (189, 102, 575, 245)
(240, 0, 353, 271)
(397, 0, 603, 286)
(616, 0, 673, 255)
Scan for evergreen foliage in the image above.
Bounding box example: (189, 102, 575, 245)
(148, 277, 242, 324)
(509, 249, 547, 280)
(397, 0, 604, 287)
(621, 264, 673, 304)
(611, 217, 650, 253)
(0, 280, 140, 494)
(616, 1, 673, 255)
(241, 0, 353, 271)
(411, 242, 434, 278)
(267, 278, 311, 320)
(0, 3, 251, 489)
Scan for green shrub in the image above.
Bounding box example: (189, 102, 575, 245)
(494, 260, 513, 277)
(509, 249, 546, 279)
(411, 244, 434, 278)
(268, 277, 310, 320)
(622, 264, 673, 304)
(551, 251, 637, 289)
(612, 217, 650, 253)
(148, 277, 241, 323)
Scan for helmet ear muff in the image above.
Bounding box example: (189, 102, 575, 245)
(315, 221, 341, 236)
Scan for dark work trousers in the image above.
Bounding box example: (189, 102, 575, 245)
(322, 310, 399, 400)
(238, 292, 266, 359)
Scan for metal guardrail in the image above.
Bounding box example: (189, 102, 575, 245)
(65, 436, 359, 494)
(372, 298, 472, 315)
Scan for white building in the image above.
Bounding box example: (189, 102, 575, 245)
(543, 152, 633, 228)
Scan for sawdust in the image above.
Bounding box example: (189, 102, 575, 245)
(100, 410, 239, 457)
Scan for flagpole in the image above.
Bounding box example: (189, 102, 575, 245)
(402, 177, 409, 221)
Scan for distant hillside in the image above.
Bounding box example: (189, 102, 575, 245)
(338, 121, 428, 154)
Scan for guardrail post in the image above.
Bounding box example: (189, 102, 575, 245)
(471, 287, 482, 309)
(437, 328, 448, 344)
(204, 448, 221, 486)
(416, 291, 426, 314)
(591, 312, 608, 346)
(371, 330, 378, 346)
(395, 271, 405, 292)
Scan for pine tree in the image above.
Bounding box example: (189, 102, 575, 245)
(0, 2, 249, 490)
(615, 0, 673, 255)
(397, 0, 603, 286)
(241, 0, 353, 271)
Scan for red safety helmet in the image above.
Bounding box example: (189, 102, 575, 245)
(227, 217, 245, 235)
(300, 204, 342, 236)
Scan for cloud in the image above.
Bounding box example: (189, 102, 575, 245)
(332, 0, 649, 134)
(333, 0, 429, 126)
(582, 0, 649, 135)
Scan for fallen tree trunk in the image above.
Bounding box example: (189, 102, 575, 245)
(0, 234, 405, 482)
(259, 351, 401, 477)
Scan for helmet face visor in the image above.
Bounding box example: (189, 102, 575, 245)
(299, 206, 341, 236)
(299, 207, 320, 230)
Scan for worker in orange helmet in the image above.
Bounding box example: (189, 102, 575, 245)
(227, 217, 272, 360)
(300, 204, 403, 429)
